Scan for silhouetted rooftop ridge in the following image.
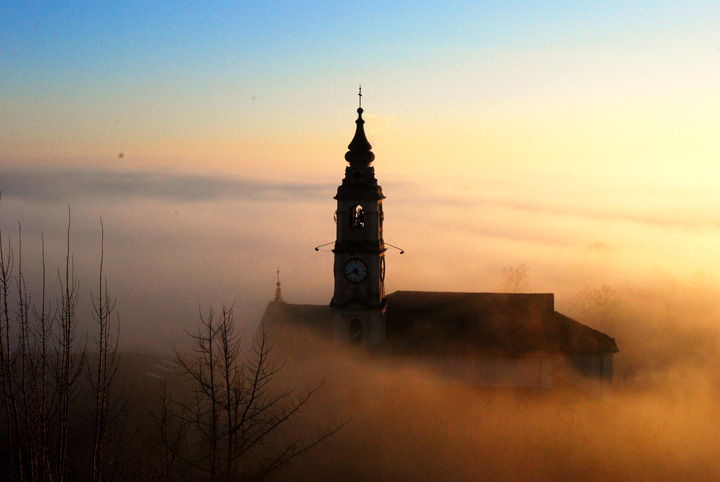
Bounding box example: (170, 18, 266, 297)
(262, 290, 618, 355)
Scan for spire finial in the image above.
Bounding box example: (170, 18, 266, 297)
(345, 88, 374, 165)
(274, 268, 284, 303)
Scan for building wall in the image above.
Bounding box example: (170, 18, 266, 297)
(558, 353, 615, 398)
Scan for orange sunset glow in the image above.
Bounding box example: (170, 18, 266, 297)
(2, 2, 720, 481)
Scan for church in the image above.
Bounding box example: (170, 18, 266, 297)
(262, 95, 618, 397)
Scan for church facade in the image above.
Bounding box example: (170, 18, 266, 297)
(263, 96, 618, 397)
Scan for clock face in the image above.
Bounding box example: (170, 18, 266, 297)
(344, 258, 367, 283)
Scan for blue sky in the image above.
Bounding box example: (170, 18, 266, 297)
(3, 2, 719, 181)
(4, 2, 718, 140)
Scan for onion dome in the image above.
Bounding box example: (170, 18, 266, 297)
(345, 103, 375, 166)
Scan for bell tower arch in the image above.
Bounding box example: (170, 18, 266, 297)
(331, 90, 386, 346)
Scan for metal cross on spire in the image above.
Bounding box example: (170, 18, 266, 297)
(274, 267, 283, 302)
(358, 84, 362, 108)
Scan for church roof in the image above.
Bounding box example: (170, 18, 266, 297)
(384, 291, 617, 356)
(262, 290, 618, 357)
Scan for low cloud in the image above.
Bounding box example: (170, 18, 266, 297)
(3, 165, 719, 352)
(388, 175, 720, 234)
(0, 166, 332, 204)
(587, 241, 612, 252)
(5, 166, 719, 236)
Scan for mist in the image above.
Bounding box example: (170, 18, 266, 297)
(3, 164, 720, 353)
(3, 162, 720, 479)
(269, 320, 720, 482)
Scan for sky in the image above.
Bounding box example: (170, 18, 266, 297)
(2, 1, 720, 352)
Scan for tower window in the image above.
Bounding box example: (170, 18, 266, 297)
(349, 318, 362, 344)
(351, 205, 365, 229)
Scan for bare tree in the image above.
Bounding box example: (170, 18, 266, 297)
(54, 209, 85, 482)
(0, 214, 85, 482)
(0, 210, 129, 482)
(502, 263, 530, 293)
(1, 208, 335, 481)
(572, 285, 618, 330)
(88, 218, 127, 482)
(153, 305, 338, 481)
(0, 221, 24, 480)
(149, 379, 188, 482)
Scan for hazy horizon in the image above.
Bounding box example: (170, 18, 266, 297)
(2, 162, 719, 356)
(2, 0, 720, 391)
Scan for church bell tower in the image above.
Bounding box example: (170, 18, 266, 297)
(330, 90, 386, 346)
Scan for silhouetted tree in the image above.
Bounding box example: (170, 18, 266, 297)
(88, 219, 128, 482)
(0, 215, 86, 482)
(151, 305, 337, 481)
(502, 263, 530, 292)
(0, 211, 129, 482)
(572, 285, 618, 330)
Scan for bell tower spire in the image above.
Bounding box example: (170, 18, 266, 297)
(331, 91, 387, 347)
(274, 267, 283, 303)
(345, 87, 375, 166)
